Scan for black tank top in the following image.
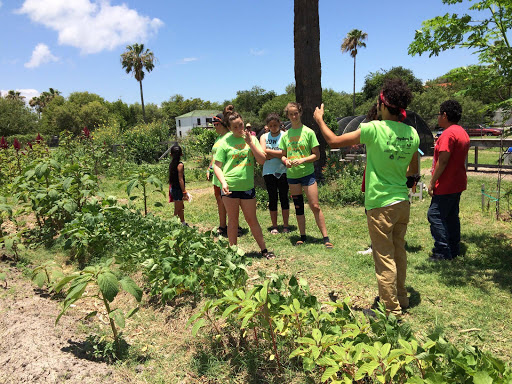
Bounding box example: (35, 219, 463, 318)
(170, 162, 185, 190)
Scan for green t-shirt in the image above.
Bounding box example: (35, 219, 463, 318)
(214, 133, 262, 191)
(210, 134, 226, 187)
(359, 120, 420, 210)
(279, 125, 319, 179)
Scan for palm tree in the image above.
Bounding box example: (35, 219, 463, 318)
(29, 88, 61, 118)
(5, 90, 25, 102)
(29, 95, 45, 118)
(341, 29, 368, 114)
(121, 43, 155, 123)
(294, 0, 326, 178)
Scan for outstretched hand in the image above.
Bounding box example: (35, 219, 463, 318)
(313, 103, 325, 123)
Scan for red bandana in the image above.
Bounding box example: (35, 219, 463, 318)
(379, 91, 406, 122)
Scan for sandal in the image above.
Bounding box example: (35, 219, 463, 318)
(282, 226, 290, 233)
(217, 226, 227, 237)
(270, 227, 279, 235)
(262, 250, 276, 259)
(324, 242, 334, 249)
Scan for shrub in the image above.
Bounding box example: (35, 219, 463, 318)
(122, 122, 170, 163)
(181, 127, 217, 165)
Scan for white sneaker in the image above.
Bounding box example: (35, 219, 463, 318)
(357, 246, 372, 255)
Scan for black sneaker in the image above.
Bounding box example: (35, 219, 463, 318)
(237, 226, 244, 237)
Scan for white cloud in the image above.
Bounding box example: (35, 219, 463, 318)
(17, 0, 164, 54)
(0, 2, 3, 9)
(250, 48, 265, 56)
(1, 89, 40, 102)
(177, 57, 198, 64)
(25, 43, 59, 68)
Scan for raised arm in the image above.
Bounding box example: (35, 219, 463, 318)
(313, 103, 361, 148)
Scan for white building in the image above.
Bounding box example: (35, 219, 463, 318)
(175, 110, 221, 138)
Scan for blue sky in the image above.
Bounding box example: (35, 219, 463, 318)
(0, 0, 481, 105)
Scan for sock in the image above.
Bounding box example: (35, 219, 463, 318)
(300, 234, 307, 242)
(261, 248, 268, 254)
(323, 236, 331, 244)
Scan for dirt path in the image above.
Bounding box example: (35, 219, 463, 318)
(0, 259, 127, 384)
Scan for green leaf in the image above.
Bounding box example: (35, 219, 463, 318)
(321, 366, 339, 383)
(32, 271, 47, 288)
(222, 304, 239, 318)
(355, 362, 380, 381)
(126, 179, 138, 196)
(109, 308, 125, 328)
(126, 307, 139, 319)
(191, 318, 205, 336)
(84, 311, 97, 320)
(473, 371, 493, 384)
(98, 272, 119, 302)
(119, 277, 142, 302)
(53, 275, 77, 293)
(312, 328, 322, 343)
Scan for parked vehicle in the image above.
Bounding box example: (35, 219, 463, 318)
(465, 125, 503, 136)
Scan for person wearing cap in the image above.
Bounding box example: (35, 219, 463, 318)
(208, 113, 230, 236)
(314, 78, 420, 318)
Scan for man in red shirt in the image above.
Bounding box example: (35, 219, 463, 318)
(428, 100, 470, 261)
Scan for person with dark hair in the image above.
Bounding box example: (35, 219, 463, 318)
(213, 106, 275, 259)
(260, 113, 290, 234)
(208, 112, 230, 236)
(280, 102, 332, 248)
(427, 100, 469, 262)
(169, 144, 188, 226)
(314, 78, 420, 317)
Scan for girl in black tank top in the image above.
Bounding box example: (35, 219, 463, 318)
(169, 145, 188, 225)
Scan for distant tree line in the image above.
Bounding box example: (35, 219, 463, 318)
(0, 63, 496, 139)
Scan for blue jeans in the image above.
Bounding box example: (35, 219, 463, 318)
(427, 193, 462, 259)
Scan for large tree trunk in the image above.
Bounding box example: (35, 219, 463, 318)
(352, 55, 356, 115)
(139, 80, 146, 123)
(294, 0, 325, 180)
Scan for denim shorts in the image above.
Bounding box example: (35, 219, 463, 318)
(221, 188, 256, 199)
(169, 186, 184, 202)
(287, 172, 316, 186)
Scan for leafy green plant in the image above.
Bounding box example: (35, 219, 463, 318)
(125, 168, 165, 216)
(54, 258, 142, 353)
(188, 274, 512, 383)
(31, 261, 64, 291)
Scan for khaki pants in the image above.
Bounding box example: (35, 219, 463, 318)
(367, 201, 410, 316)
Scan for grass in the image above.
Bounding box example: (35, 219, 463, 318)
(3, 149, 512, 383)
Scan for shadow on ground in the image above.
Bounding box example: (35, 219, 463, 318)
(414, 232, 512, 293)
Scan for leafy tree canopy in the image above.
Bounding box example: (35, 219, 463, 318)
(409, 0, 512, 110)
(409, 85, 486, 129)
(232, 86, 277, 116)
(0, 97, 39, 136)
(362, 66, 424, 101)
(259, 93, 295, 121)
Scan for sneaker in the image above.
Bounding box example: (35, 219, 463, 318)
(237, 226, 243, 237)
(357, 246, 372, 255)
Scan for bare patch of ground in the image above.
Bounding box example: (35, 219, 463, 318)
(0, 260, 127, 384)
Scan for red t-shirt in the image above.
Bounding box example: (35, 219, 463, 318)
(432, 124, 470, 195)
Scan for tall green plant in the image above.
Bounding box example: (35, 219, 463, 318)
(125, 168, 165, 216)
(54, 258, 142, 353)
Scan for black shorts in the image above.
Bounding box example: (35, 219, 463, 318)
(221, 188, 256, 199)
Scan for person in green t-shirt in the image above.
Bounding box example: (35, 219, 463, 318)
(279, 102, 332, 248)
(314, 79, 420, 318)
(207, 113, 230, 236)
(213, 105, 275, 259)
